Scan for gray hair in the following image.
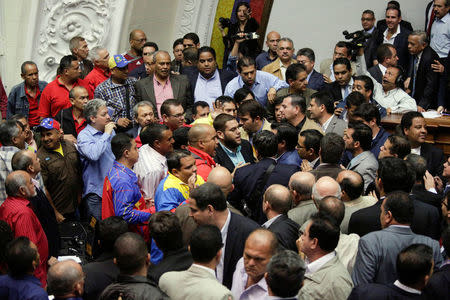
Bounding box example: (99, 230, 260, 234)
(84, 99, 106, 124)
(0, 120, 20, 146)
(11, 150, 33, 172)
(5, 172, 28, 197)
(410, 30, 429, 45)
(88, 46, 107, 61)
(312, 182, 341, 203)
(279, 37, 294, 47)
(69, 36, 85, 52)
(152, 50, 170, 63)
(47, 260, 83, 297)
(133, 101, 154, 117)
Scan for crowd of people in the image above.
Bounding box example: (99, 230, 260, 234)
(0, 0, 449, 299)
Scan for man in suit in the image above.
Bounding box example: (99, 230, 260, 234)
(101, 232, 168, 299)
(297, 129, 323, 171)
(374, 7, 411, 70)
(126, 101, 156, 139)
(352, 191, 442, 286)
(134, 51, 193, 119)
(319, 41, 356, 82)
(344, 122, 378, 191)
(287, 172, 318, 226)
(276, 63, 317, 108)
(231, 229, 278, 300)
(297, 48, 325, 91)
(349, 244, 435, 300)
(262, 38, 297, 81)
(147, 211, 193, 285)
(297, 213, 353, 300)
(69, 36, 93, 79)
(262, 184, 299, 251)
(159, 225, 232, 300)
(188, 183, 259, 289)
(265, 250, 306, 300)
(186, 46, 237, 108)
(308, 91, 347, 136)
(322, 58, 354, 104)
(360, 10, 379, 69)
(400, 111, 445, 177)
(279, 95, 323, 135)
(337, 170, 377, 234)
(229, 131, 299, 224)
(407, 31, 440, 111)
(376, 1, 413, 34)
(213, 113, 254, 174)
(310, 133, 345, 180)
(423, 225, 450, 299)
(368, 43, 399, 83)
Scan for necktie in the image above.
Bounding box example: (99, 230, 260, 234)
(343, 85, 350, 99)
(427, 9, 436, 36)
(412, 56, 418, 96)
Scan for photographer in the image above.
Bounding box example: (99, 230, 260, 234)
(219, 1, 260, 66)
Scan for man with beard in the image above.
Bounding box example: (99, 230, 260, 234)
(213, 113, 255, 174)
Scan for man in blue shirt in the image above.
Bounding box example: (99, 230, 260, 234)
(224, 56, 288, 107)
(0, 236, 48, 299)
(77, 99, 116, 220)
(255, 31, 280, 70)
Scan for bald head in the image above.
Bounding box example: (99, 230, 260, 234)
(188, 124, 213, 144)
(336, 170, 364, 201)
(47, 260, 84, 297)
(266, 31, 281, 53)
(289, 172, 315, 203)
(245, 228, 278, 255)
(264, 184, 292, 214)
(207, 166, 233, 197)
(312, 176, 341, 204)
(130, 29, 146, 41)
(188, 124, 217, 156)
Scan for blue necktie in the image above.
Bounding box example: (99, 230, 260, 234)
(412, 56, 418, 96)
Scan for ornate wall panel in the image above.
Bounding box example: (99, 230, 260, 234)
(28, 0, 127, 82)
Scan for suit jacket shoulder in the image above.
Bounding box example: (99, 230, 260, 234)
(420, 142, 444, 177)
(368, 65, 383, 84)
(308, 70, 325, 91)
(268, 214, 300, 251)
(301, 118, 324, 134)
(326, 115, 347, 136)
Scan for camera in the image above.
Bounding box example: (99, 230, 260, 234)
(219, 17, 232, 29)
(342, 30, 372, 61)
(233, 32, 260, 40)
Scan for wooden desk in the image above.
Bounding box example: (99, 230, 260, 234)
(381, 114, 450, 156)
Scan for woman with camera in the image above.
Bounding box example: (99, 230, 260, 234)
(219, 1, 261, 66)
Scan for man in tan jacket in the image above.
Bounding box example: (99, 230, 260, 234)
(262, 37, 296, 81)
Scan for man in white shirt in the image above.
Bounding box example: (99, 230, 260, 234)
(231, 229, 278, 300)
(297, 213, 353, 300)
(134, 123, 173, 200)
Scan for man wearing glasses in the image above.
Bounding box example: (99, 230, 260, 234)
(94, 54, 137, 132)
(124, 29, 147, 72)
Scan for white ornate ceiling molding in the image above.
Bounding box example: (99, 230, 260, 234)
(173, 0, 219, 46)
(27, 0, 127, 82)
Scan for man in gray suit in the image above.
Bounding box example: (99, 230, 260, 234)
(159, 225, 233, 300)
(287, 172, 317, 226)
(344, 122, 378, 191)
(134, 51, 193, 119)
(308, 91, 347, 137)
(297, 213, 353, 300)
(351, 191, 442, 286)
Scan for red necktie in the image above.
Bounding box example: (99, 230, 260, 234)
(427, 9, 436, 36)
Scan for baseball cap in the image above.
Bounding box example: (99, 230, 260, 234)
(37, 118, 60, 131)
(108, 54, 130, 69)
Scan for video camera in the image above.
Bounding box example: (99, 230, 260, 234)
(342, 30, 372, 61)
(219, 17, 232, 29)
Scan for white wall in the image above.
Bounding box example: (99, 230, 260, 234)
(266, 0, 428, 68)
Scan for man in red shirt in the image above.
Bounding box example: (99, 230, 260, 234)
(84, 46, 110, 95)
(124, 29, 147, 72)
(7, 61, 48, 127)
(38, 55, 92, 119)
(0, 170, 49, 287)
(187, 124, 218, 180)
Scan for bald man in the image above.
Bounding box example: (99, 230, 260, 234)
(256, 31, 281, 70)
(312, 176, 342, 206)
(231, 229, 279, 299)
(187, 124, 218, 181)
(287, 172, 318, 226)
(336, 170, 377, 233)
(262, 184, 299, 251)
(125, 29, 147, 72)
(47, 260, 84, 299)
